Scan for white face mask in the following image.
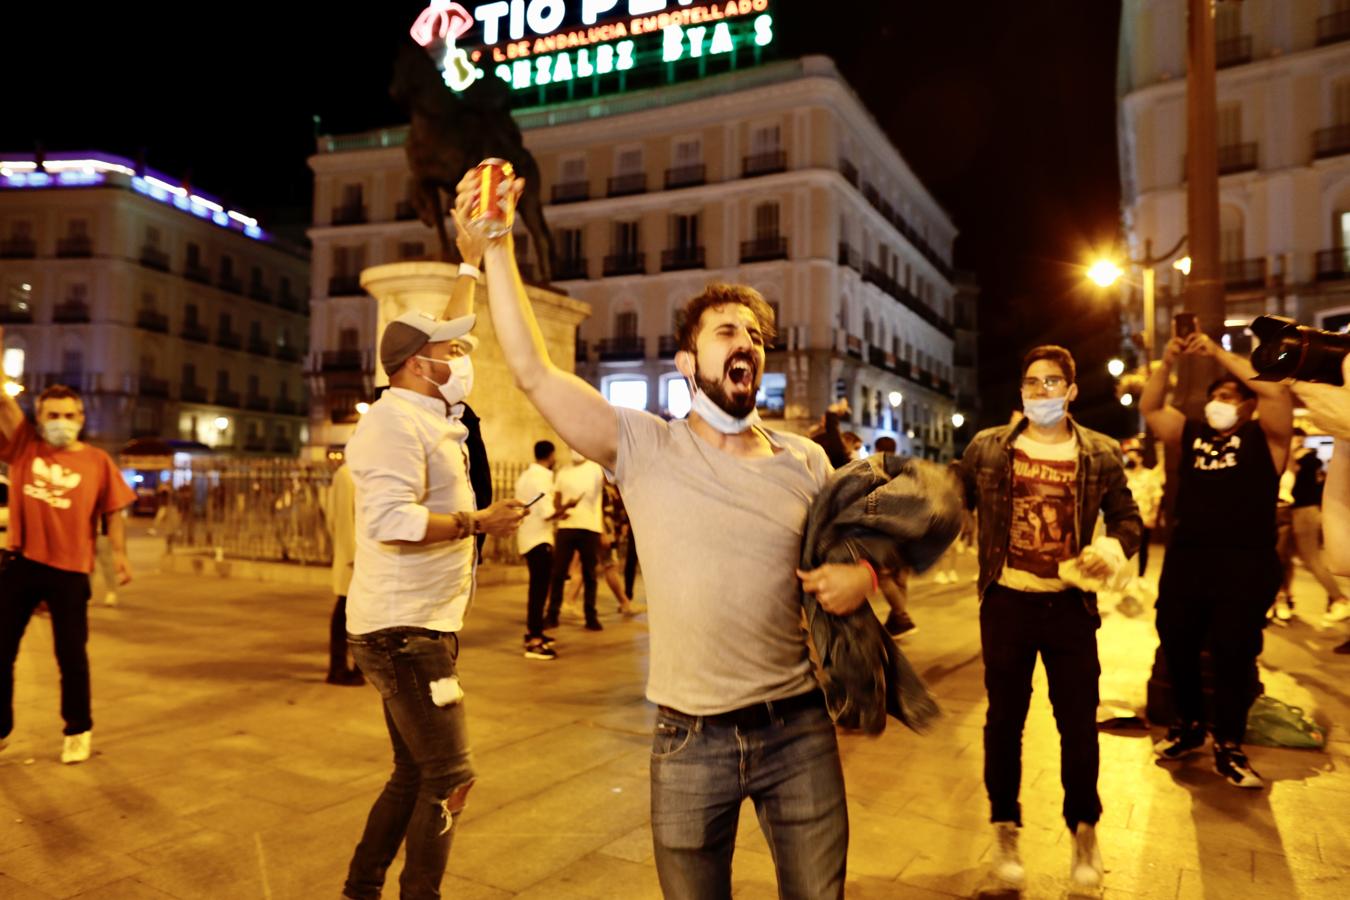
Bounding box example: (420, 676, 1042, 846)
(416, 355, 474, 407)
(1204, 399, 1240, 432)
(42, 419, 81, 448)
(1022, 396, 1068, 429)
(689, 382, 760, 434)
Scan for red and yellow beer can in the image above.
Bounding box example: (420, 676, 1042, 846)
(472, 158, 515, 238)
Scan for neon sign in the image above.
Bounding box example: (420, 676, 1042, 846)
(411, 0, 774, 94)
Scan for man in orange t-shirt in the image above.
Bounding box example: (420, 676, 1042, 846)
(0, 378, 135, 765)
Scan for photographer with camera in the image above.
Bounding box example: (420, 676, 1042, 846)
(1140, 330, 1292, 789)
(1289, 355, 1350, 654)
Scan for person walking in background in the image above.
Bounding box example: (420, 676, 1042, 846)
(1121, 437, 1162, 578)
(1283, 429, 1349, 626)
(94, 514, 123, 608)
(546, 450, 607, 632)
(515, 440, 558, 660)
(324, 463, 363, 686)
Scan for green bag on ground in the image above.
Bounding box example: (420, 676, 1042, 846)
(1244, 695, 1326, 749)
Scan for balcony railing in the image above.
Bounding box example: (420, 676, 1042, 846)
(868, 346, 887, 368)
(180, 384, 208, 403)
(137, 309, 169, 333)
(661, 245, 705, 271)
(329, 275, 363, 295)
(658, 335, 679, 358)
(839, 159, 859, 187)
(1222, 258, 1267, 290)
(215, 389, 241, 408)
(138, 376, 169, 398)
(862, 262, 956, 338)
(0, 306, 33, 324)
(276, 345, 301, 362)
(554, 257, 588, 280)
(245, 395, 271, 412)
(1215, 34, 1252, 69)
(395, 200, 418, 221)
(217, 331, 243, 351)
(551, 181, 590, 204)
(332, 204, 367, 225)
(184, 262, 211, 284)
(53, 300, 91, 323)
(846, 335, 863, 359)
(248, 337, 272, 356)
(1314, 124, 1350, 160)
(139, 245, 169, 271)
(607, 172, 647, 197)
(0, 237, 36, 259)
(603, 252, 645, 277)
(743, 150, 787, 177)
(740, 236, 788, 263)
(244, 436, 267, 452)
(664, 164, 706, 189)
(274, 397, 300, 415)
(1218, 142, 1258, 175)
(597, 336, 645, 360)
(1316, 247, 1350, 281)
(1318, 10, 1350, 46)
(322, 349, 368, 372)
(218, 273, 243, 295)
(837, 243, 862, 272)
(249, 282, 273, 304)
(56, 236, 93, 258)
(181, 322, 210, 343)
(271, 437, 295, 453)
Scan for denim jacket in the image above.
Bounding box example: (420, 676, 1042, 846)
(799, 454, 965, 735)
(954, 416, 1142, 601)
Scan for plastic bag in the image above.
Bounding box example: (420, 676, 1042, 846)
(1243, 695, 1326, 749)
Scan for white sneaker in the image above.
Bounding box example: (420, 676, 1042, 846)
(60, 731, 91, 764)
(992, 822, 1025, 887)
(1323, 599, 1350, 626)
(1070, 822, 1104, 888)
(103, 592, 118, 608)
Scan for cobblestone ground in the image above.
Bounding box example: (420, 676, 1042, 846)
(0, 525, 1346, 899)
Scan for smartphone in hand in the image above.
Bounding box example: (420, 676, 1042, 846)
(523, 492, 545, 508)
(1174, 312, 1197, 340)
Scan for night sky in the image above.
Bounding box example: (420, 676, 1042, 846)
(2, 0, 1129, 435)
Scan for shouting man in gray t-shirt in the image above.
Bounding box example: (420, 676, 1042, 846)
(460, 171, 873, 899)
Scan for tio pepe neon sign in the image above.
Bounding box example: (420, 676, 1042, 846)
(411, 0, 773, 93)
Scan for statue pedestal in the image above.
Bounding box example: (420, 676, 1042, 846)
(359, 262, 591, 465)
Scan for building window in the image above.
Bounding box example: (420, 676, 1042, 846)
(674, 138, 701, 167)
(182, 363, 197, 387)
(605, 377, 648, 411)
(339, 327, 360, 352)
(663, 374, 691, 418)
(756, 372, 786, 416)
(614, 221, 640, 256)
(186, 242, 202, 267)
(185, 303, 200, 325)
(751, 124, 781, 155)
(66, 218, 89, 239)
(614, 310, 638, 338)
(863, 311, 874, 345)
(1218, 103, 1242, 148)
(60, 350, 83, 378)
(753, 202, 780, 239)
(216, 370, 230, 391)
(671, 212, 700, 249)
(11, 220, 32, 240)
(559, 228, 583, 260)
(616, 147, 643, 174)
(141, 291, 157, 311)
(247, 373, 260, 396)
(341, 183, 364, 209)
(1220, 206, 1244, 262)
(145, 226, 161, 247)
(561, 156, 586, 183)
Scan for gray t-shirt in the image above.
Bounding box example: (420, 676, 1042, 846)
(612, 407, 832, 715)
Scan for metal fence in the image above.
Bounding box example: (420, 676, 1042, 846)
(166, 457, 532, 567)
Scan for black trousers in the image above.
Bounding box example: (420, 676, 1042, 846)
(1157, 546, 1279, 745)
(0, 555, 94, 737)
(623, 529, 639, 599)
(524, 544, 553, 638)
(330, 595, 356, 677)
(1138, 527, 1151, 576)
(548, 529, 599, 623)
(980, 584, 1102, 832)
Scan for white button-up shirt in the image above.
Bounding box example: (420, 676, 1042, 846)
(514, 462, 556, 554)
(344, 388, 477, 634)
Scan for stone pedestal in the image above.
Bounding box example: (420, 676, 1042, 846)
(359, 262, 591, 465)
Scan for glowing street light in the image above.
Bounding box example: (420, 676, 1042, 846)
(1107, 358, 1126, 378)
(888, 391, 903, 407)
(214, 416, 230, 430)
(1087, 260, 1124, 288)
(355, 402, 371, 415)
(2, 382, 22, 398)
(1173, 256, 1192, 276)
(951, 413, 965, 429)
(1120, 394, 1134, 407)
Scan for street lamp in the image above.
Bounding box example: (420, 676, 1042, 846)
(1173, 256, 1192, 276)
(1107, 358, 1126, 378)
(355, 402, 371, 415)
(213, 416, 230, 430)
(951, 413, 965, 429)
(1087, 261, 1123, 288)
(888, 391, 903, 407)
(1120, 394, 1134, 407)
(1086, 235, 1188, 361)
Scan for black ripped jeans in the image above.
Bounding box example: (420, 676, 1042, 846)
(344, 629, 476, 900)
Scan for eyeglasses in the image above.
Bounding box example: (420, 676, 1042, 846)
(1020, 376, 1067, 392)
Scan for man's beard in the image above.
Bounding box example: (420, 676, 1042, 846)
(694, 350, 760, 418)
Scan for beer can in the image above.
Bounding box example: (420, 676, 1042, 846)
(471, 158, 515, 239)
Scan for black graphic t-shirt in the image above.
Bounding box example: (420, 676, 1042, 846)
(1173, 418, 1278, 549)
(1000, 434, 1079, 591)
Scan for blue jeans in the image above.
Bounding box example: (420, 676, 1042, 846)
(649, 693, 848, 900)
(343, 629, 476, 900)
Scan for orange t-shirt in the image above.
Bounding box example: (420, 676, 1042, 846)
(1, 421, 136, 573)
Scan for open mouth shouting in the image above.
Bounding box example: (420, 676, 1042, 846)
(725, 353, 757, 393)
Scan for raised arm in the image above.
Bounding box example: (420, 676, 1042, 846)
(0, 326, 24, 445)
(1190, 332, 1292, 469)
(457, 171, 618, 470)
(441, 209, 484, 321)
(1140, 337, 1186, 448)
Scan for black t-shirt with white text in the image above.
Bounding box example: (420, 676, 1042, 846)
(1172, 418, 1278, 549)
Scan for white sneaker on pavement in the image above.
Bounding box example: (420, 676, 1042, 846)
(1071, 822, 1104, 888)
(60, 731, 91, 764)
(103, 591, 118, 608)
(992, 822, 1025, 888)
(1323, 599, 1350, 626)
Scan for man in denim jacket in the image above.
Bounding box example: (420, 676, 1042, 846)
(955, 345, 1141, 891)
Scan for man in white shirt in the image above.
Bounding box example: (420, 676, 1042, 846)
(514, 439, 557, 658)
(341, 308, 526, 900)
(546, 449, 607, 631)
